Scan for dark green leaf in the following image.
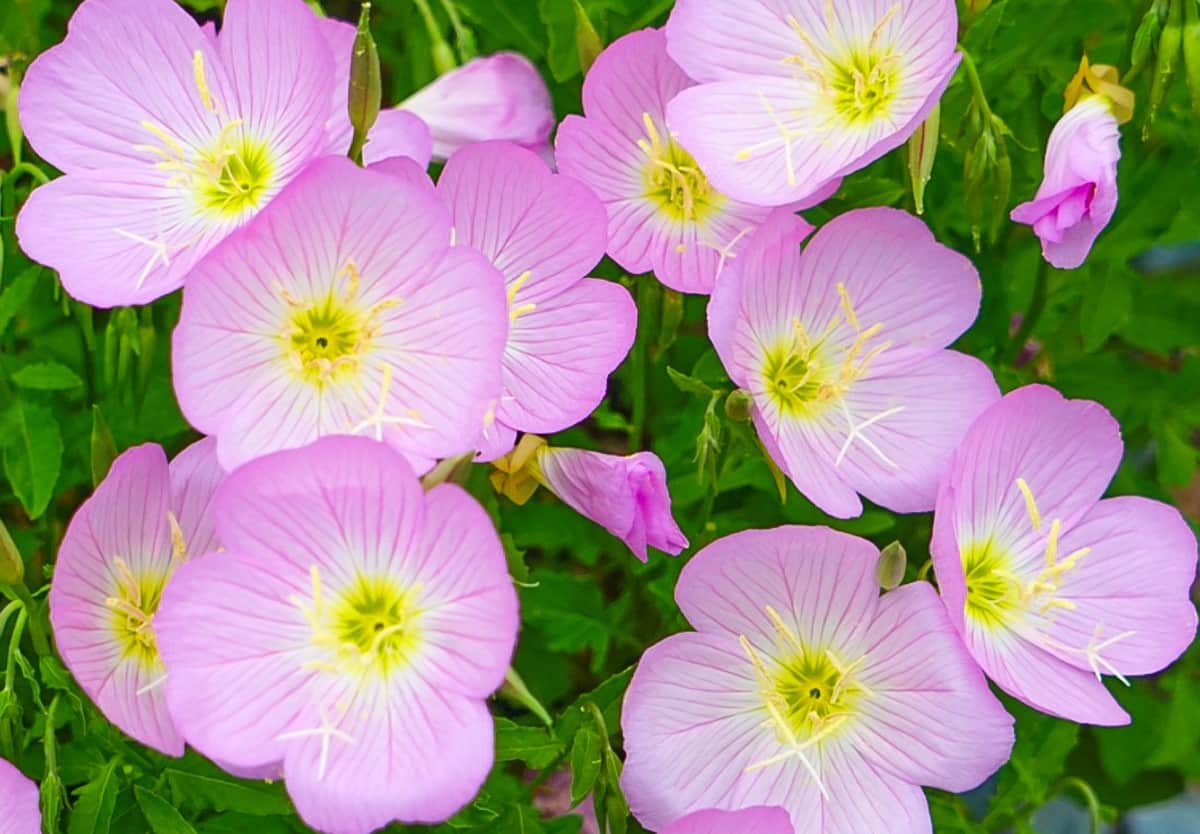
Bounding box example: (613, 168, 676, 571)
(1, 398, 63, 519)
(135, 786, 197, 834)
(495, 717, 565, 769)
(12, 361, 84, 390)
(68, 761, 121, 834)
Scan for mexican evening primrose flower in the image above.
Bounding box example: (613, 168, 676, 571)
(663, 0, 960, 207)
(621, 526, 1014, 834)
(556, 29, 818, 294)
(1010, 60, 1132, 270)
(437, 141, 636, 458)
(707, 207, 999, 518)
(0, 758, 40, 834)
(931, 385, 1199, 725)
(16, 0, 426, 307)
(48, 439, 223, 756)
(171, 156, 507, 473)
(155, 437, 519, 834)
(664, 807, 794, 834)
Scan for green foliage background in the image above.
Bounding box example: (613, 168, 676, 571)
(1, 0, 1198, 832)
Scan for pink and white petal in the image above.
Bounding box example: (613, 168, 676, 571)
(438, 141, 606, 301)
(943, 385, 1123, 563)
(217, 0, 332, 172)
(363, 109, 434, 168)
(500, 278, 636, 434)
(476, 419, 518, 462)
(664, 0, 797, 82)
(620, 632, 786, 833)
(790, 208, 982, 358)
(210, 436, 425, 583)
(812, 744, 932, 834)
(665, 77, 839, 208)
(676, 526, 878, 654)
(370, 245, 507, 462)
(1044, 496, 1198, 678)
(707, 257, 745, 379)
(19, 0, 228, 172)
(409, 485, 518, 698)
(167, 436, 224, 559)
(0, 759, 40, 834)
(285, 682, 494, 833)
(755, 408, 863, 519)
(555, 115, 644, 204)
(213, 374, 323, 472)
(581, 29, 693, 146)
(156, 548, 319, 773)
(833, 351, 1000, 514)
(663, 806, 795, 834)
(850, 583, 1013, 792)
(965, 623, 1129, 726)
(16, 170, 222, 308)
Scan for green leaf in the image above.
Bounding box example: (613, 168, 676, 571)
(68, 760, 121, 834)
(1, 399, 64, 520)
(12, 361, 84, 391)
(556, 667, 634, 744)
(1080, 263, 1132, 352)
(164, 771, 293, 816)
(569, 726, 602, 806)
(666, 366, 716, 397)
(90, 405, 119, 488)
(0, 265, 40, 338)
(1154, 421, 1197, 487)
(135, 786, 197, 834)
(495, 804, 547, 834)
(985, 700, 1080, 825)
(495, 717, 565, 769)
(539, 0, 580, 81)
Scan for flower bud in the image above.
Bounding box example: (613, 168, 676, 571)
(575, 1, 604, 75)
(876, 541, 907, 590)
(724, 388, 753, 423)
(1147, 0, 1183, 136)
(906, 102, 939, 215)
(490, 434, 547, 505)
(348, 2, 382, 164)
(656, 289, 684, 358)
(1130, 0, 1167, 81)
(1183, 0, 1200, 113)
(0, 519, 23, 586)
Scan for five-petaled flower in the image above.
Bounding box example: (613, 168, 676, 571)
(931, 385, 1199, 725)
(621, 525, 1014, 834)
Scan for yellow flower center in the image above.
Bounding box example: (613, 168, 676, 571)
(829, 52, 900, 124)
(292, 566, 424, 680)
(637, 113, 722, 223)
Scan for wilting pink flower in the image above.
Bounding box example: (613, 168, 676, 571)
(622, 526, 1014, 834)
(530, 768, 600, 834)
(402, 53, 555, 160)
(532, 445, 688, 560)
(16, 0, 429, 308)
(48, 438, 223, 756)
(557, 29, 816, 294)
(0, 758, 40, 834)
(664, 0, 960, 207)
(155, 437, 518, 834)
(708, 207, 998, 518)
(931, 385, 1199, 725)
(1010, 96, 1121, 269)
(172, 155, 507, 472)
(437, 141, 636, 458)
(664, 807, 794, 834)
(316, 17, 433, 168)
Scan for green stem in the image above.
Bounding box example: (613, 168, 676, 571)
(434, 0, 472, 59)
(629, 279, 656, 450)
(412, 0, 446, 47)
(4, 162, 49, 187)
(10, 582, 50, 658)
(1058, 777, 1103, 834)
(5, 609, 26, 691)
(958, 48, 996, 122)
(1010, 258, 1049, 362)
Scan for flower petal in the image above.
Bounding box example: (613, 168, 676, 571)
(663, 806, 795, 834)
(0, 759, 41, 833)
(665, 0, 799, 82)
(167, 436, 225, 560)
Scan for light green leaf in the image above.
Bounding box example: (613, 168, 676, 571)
(2, 399, 63, 520)
(164, 771, 293, 816)
(68, 760, 121, 834)
(136, 786, 197, 834)
(12, 361, 84, 391)
(495, 717, 565, 769)
(569, 726, 602, 806)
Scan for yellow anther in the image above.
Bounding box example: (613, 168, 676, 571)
(837, 282, 860, 330)
(641, 112, 663, 153)
(339, 259, 362, 298)
(1044, 518, 1062, 568)
(167, 511, 187, 562)
(764, 605, 807, 656)
(193, 50, 215, 112)
(1015, 478, 1042, 530)
(507, 270, 533, 306)
(140, 122, 186, 159)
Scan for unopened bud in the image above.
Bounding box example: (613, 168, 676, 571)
(1130, 0, 1167, 81)
(348, 2, 382, 164)
(490, 434, 547, 505)
(90, 406, 118, 489)
(656, 289, 684, 359)
(876, 541, 907, 590)
(965, 0, 993, 14)
(40, 771, 66, 833)
(724, 389, 753, 423)
(906, 102, 939, 215)
(5, 71, 21, 167)
(432, 40, 458, 75)
(574, 1, 604, 75)
(1183, 0, 1200, 114)
(0, 519, 23, 585)
(1147, 0, 1183, 137)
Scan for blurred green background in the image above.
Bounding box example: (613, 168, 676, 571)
(1, 0, 1198, 832)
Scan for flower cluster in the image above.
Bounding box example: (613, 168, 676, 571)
(4, 1, 1195, 834)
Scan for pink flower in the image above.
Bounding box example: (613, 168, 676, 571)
(707, 207, 999, 518)
(1010, 96, 1121, 269)
(0, 758, 40, 834)
(621, 526, 1014, 834)
(48, 438, 223, 756)
(171, 155, 507, 473)
(931, 385, 1199, 726)
(16, 0, 337, 306)
(533, 446, 688, 560)
(557, 29, 812, 294)
(402, 53, 555, 161)
(664, 807, 794, 834)
(663, 0, 960, 207)
(437, 141, 636, 458)
(155, 437, 519, 834)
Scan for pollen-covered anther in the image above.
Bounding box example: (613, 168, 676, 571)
(507, 270, 537, 321)
(638, 112, 719, 221)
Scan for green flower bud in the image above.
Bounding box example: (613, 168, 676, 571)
(1147, 0, 1183, 137)
(724, 388, 753, 423)
(1130, 0, 1167, 81)
(347, 2, 382, 164)
(876, 541, 907, 590)
(906, 102, 939, 215)
(574, 1, 604, 75)
(1183, 0, 1200, 114)
(90, 405, 118, 489)
(0, 519, 23, 586)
